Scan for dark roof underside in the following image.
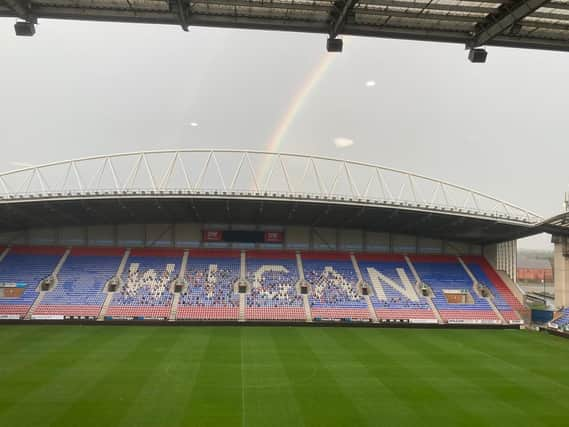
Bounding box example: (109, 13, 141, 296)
(0, 197, 545, 244)
(3, 0, 569, 52)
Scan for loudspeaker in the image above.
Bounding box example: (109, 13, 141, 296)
(14, 22, 35, 37)
(468, 48, 487, 63)
(327, 38, 343, 53)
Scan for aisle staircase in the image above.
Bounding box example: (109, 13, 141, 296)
(405, 255, 443, 324)
(486, 297, 506, 324)
(25, 248, 71, 320)
(459, 257, 506, 324)
(364, 294, 378, 323)
(351, 254, 376, 322)
(302, 294, 313, 322)
(97, 293, 114, 321)
(168, 250, 188, 321)
(169, 293, 180, 321)
(116, 249, 131, 278)
(240, 251, 246, 280)
(239, 293, 246, 322)
(25, 293, 45, 320)
(0, 247, 10, 263)
(52, 249, 71, 277)
(98, 248, 130, 320)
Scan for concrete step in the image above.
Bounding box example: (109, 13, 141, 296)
(169, 293, 180, 321)
(25, 292, 45, 320)
(116, 249, 131, 278)
(351, 253, 363, 282)
(97, 293, 114, 321)
(240, 251, 246, 280)
(426, 297, 443, 324)
(303, 294, 313, 322)
(404, 255, 421, 284)
(486, 297, 506, 324)
(457, 256, 478, 283)
(53, 249, 71, 277)
(296, 252, 305, 280)
(239, 293, 246, 322)
(0, 247, 10, 264)
(404, 255, 442, 323)
(364, 295, 378, 323)
(179, 250, 189, 277)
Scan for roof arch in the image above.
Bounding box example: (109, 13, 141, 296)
(0, 149, 542, 225)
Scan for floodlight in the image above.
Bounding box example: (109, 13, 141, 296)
(14, 21, 35, 36)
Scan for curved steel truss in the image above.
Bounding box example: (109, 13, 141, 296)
(0, 149, 542, 225)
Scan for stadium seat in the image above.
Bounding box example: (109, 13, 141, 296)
(0, 246, 522, 324)
(410, 256, 500, 323)
(176, 249, 240, 320)
(107, 249, 182, 319)
(303, 252, 370, 321)
(36, 248, 124, 317)
(0, 247, 63, 316)
(357, 253, 436, 321)
(245, 250, 305, 321)
(463, 256, 523, 321)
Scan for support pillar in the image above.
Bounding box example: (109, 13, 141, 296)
(553, 235, 569, 308)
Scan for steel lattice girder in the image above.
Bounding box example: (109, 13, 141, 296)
(0, 149, 543, 225)
(2, 0, 569, 52)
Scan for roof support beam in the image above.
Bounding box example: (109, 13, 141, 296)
(170, 0, 189, 31)
(330, 0, 358, 38)
(4, 0, 34, 21)
(468, 0, 552, 48)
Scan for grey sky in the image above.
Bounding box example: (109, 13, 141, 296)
(1, 20, 568, 249)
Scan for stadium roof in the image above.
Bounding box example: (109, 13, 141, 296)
(0, 148, 565, 244)
(2, 0, 569, 52)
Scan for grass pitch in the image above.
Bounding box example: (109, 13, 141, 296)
(0, 326, 568, 427)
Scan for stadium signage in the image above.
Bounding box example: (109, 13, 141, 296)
(202, 229, 284, 243)
(0, 283, 26, 288)
(409, 319, 438, 324)
(32, 315, 64, 320)
(264, 231, 284, 243)
(203, 230, 223, 241)
(447, 319, 501, 325)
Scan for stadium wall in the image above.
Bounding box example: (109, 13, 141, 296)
(0, 223, 484, 256)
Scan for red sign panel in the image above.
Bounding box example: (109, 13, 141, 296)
(203, 230, 223, 241)
(264, 231, 284, 243)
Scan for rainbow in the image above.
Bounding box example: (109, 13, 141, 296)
(257, 52, 337, 187)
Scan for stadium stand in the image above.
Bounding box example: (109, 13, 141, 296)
(107, 248, 182, 319)
(357, 254, 436, 321)
(0, 247, 64, 317)
(177, 249, 240, 320)
(410, 255, 499, 323)
(553, 308, 569, 329)
(245, 250, 304, 321)
(463, 256, 523, 322)
(35, 247, 124, 318)
(303, 252, 370, 321)
(0, 246, 525, 324)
